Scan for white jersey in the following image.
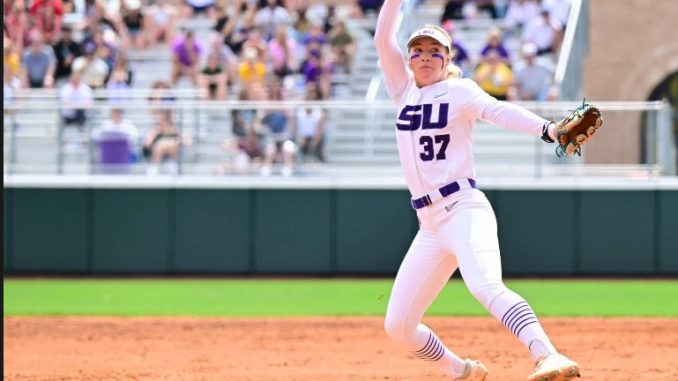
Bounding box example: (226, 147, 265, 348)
(375, 0, 550, 200)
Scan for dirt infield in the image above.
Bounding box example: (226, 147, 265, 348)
(4, 317, 678, 381)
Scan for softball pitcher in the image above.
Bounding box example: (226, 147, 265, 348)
(375, 1, 580, 380)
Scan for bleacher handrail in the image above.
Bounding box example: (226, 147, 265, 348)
(3, 99, 668, 112)
(554, 0, 587, 100)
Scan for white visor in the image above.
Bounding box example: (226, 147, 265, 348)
(407, 27, 451, 51)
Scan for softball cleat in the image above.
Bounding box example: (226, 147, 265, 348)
(454, 359, 488, 381)
(526, 353, 580, 381)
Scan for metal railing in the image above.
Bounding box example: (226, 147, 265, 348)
(3, 98, 676, 177)
(554, 0, 588, 101)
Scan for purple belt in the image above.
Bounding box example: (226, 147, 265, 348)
(411, 179, 477, 209)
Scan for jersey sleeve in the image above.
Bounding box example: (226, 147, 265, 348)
(462, 78, 548, 136)
(374, 0, 409, 101)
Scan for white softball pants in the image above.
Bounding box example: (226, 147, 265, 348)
(384, 188, 556, 375)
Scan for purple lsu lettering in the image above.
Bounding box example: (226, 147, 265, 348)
(396, 103, 449, 131)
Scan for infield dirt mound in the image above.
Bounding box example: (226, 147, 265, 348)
(4, 317, 678, 381)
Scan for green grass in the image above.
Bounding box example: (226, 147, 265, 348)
(4, 278, 678, 317)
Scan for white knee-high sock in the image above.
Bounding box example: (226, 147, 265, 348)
(409, 323, 468, 377)
(488, 289, 557, 360)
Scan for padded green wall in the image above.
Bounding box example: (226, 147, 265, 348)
(10, 188, 89, 273)
(496, 191, 576, 275)
(3, 187, 677, 276)
(578, 191, 656, 274)
(92, 189, 172, 273)
(335, 190, 415, 274)
(174, 189, 251, 273)
(253, 190, 333, 273)
(658, 191, 678, 273)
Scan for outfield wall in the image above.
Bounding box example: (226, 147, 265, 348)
(4, 175, 678, 276)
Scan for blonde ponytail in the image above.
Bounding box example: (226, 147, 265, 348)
(446, 63, 462, 79)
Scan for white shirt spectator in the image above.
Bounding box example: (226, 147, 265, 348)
(72, 55, 110, 89)
(542, 0, 572, 27)
(186, 0, 214, 7)
(254, 5, 291, 40)
(296, 107, 323, 138)
(60, 80, 93, 118)
(513, 59, 554, 101)
(521, 12, 562, 53)
(502, 0, 540, 31)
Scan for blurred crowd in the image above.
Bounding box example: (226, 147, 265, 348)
(3, 0, 571, 175)
(4, 0, 363, 175)
(437, 0, 570, 102)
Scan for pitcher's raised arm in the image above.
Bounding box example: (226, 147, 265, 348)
(374, 0, 410, 100)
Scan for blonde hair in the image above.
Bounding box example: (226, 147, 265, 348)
(410, 24, 462, 80)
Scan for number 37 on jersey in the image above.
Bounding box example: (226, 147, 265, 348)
(396, 103, 450, 162)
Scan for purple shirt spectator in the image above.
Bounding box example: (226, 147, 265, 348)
(172, 34, 202, 67)
(480, 44, 510, 61)
(451, 41, 469, 64)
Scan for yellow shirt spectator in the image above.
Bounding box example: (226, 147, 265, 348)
(4, 45, 22, 78)
(474, 52, 514, 100)
(238, 47, 267, 85)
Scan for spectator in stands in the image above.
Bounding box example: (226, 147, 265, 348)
(542, 0, 571, 28)
(204, 34, 237, 91)
(230, 128, 265, 174)
(5, 3, 31, 52)
(22, 31, 56, 88)
(32, 2, 62, 44)
(93, 108, 140, 161)
(147, 80, 177, 121)
(299, 49, 325, 94)
(301, 23, 328, 55)
(501, 0, 540, 35)
(71, 41, 109, 89)
(110, 54, 133, 86)
(81, 28, 118, 76)
(261, 77, 295, 176)
(473, 50, 514, 100)
(254, 0, 292, 41)
(508, 42, 556, 101)
(479, 26, 510, 66)
(106, 55, 133, 103)
(267, 25, 297, 80)
(181, 0, 215, 19)
(353, 0, 384, 19)
(52, 26, 82, 82)
(4, 64, 22, 110)
(225, 84, 267, 173)
(441, 20, 471, 76)
(293, 7, 313, 37)
(146, 0, 177, 46)
(83, 1, 122, 43)
(327, 19, 356, 74)
(441, 0, 465, 22)
(223, 0, 257, 56)
(213, 4, 235, 44)
(121, 0, 146, 51)
(29, 0, 65, 19)
(199, 52, 228, 101)
(293, 83, 326, 163)
(62, 0, 75, 13)
(241, 27, 268, 62)
(238, 47, 267, 89)
(143, 111, 182, 175)
(170, 29, 202, 86)
(4, 38, 22, 81)
(60, 70, 93, 129)
(521, 8, 564, 56)
(475, 0, 499, 19)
